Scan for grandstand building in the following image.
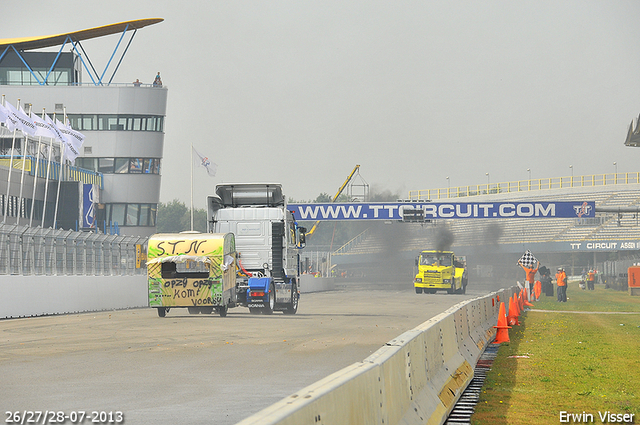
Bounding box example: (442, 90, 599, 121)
(0, 19, 166, 237)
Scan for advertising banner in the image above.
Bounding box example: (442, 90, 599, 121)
(288, 201, 595, 221)
(82, 184, 95, 228)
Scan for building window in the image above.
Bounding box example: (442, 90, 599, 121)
(98, 158, 114, 174)
(126, 204, 139, 226)
(115, 158, 129, 174)
(64, 114, 164, 132)
(129, 158, 143, 173)
(110, 204, 126, 226)
(103, 202, 157, 227)
(75, 157, 161, 175)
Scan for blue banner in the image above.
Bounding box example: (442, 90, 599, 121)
(288, 201, 595, 221)
(82, 184, 95, 228)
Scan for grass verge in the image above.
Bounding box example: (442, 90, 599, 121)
(471, 282, 640, 424)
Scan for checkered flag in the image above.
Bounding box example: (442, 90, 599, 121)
(518, 250, 538, 268)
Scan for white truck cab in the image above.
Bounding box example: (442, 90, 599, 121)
(207, 184, 306, 314)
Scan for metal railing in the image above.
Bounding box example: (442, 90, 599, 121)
(409, 172, 640, 200)
(0, 155, 103, 188)
(333, 228, 370, 255)
(0, 223, 146, 276)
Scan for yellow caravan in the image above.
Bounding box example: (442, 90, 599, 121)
(147, 232, 236, 317)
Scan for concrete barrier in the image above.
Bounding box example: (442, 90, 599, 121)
(0, 275, 148, 319)
(0, 274, 337, 319)
(299, 275, 335, 293)
(236, 287, 516, 425)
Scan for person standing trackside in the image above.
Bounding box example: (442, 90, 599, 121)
(518, 258, 539, 300)
(587, 269, 595, 290)
(555, 267, 567, 302)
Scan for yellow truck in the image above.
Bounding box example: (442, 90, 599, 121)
(413, 250, 468, 294)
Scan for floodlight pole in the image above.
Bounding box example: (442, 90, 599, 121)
(569, 165, 573, 186)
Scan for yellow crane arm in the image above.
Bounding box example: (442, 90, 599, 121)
(307, 165, 360, 237)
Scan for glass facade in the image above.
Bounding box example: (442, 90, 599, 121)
(2, 69, 71, 85)
(76, 157, 161, 175)
(0, 51, 78, 86)
(100, 203, 157, 227)
(66, 114, 164, 132)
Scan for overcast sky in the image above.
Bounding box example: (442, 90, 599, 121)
(4, 1, 640, 207)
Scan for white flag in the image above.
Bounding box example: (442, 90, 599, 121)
(44, 114, 65, 142)
(3, 102, 24, 133)
(56, 118, 84, 162)
(4, 102, 37, 136)
(193, 146, 217, 177)
(0, 103, 8, 125)
(32, 113, 59, 139)
(19, 106, 37, 136)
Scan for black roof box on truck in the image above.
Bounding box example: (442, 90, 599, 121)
(214, 183, 284, 207)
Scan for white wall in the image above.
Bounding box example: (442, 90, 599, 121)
(0, 275, 148, 319)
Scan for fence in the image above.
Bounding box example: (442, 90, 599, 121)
(598, 258, 639, 291)
(409, 172, 640, 200)
(300, 250, 333, 277)
(0, 223, 146, 276)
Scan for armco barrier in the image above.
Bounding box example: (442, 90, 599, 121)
(236, 287, 516, 425)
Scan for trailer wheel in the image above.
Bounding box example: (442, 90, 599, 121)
(263, 283, 275, 315)
(284, 283, 298, 315)
(415, 287, 423, 294)
(157, 307, 167, 318)
(218, 305, 228, 317)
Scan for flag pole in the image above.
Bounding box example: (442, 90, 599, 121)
(16, 104, 33, 225)
(52, 109, 67, 230)
(3, 98, 19, 223)
(190, 143, 194, 231)
(29, 109, 46, 227)
(41, 113, 56, 228)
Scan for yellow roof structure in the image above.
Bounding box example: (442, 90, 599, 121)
(0, 18, 163, 51)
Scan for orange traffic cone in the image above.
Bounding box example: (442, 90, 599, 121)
(524, 289, 534, 307)
(493, 302, 511, 344)
(534, 281, 541, 301)
(508, 295, 520, 326)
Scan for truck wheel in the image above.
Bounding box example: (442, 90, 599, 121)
(263, 283, 275, 315)
(157, 307, 167, 317)
(284, 284, 298, 315)
(460, 279, 467, 294)
(188, 307, 200, 314)
(448, 280, 455, 294)
(218, 305, 228, 317)
(415, 287, 423, 294)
